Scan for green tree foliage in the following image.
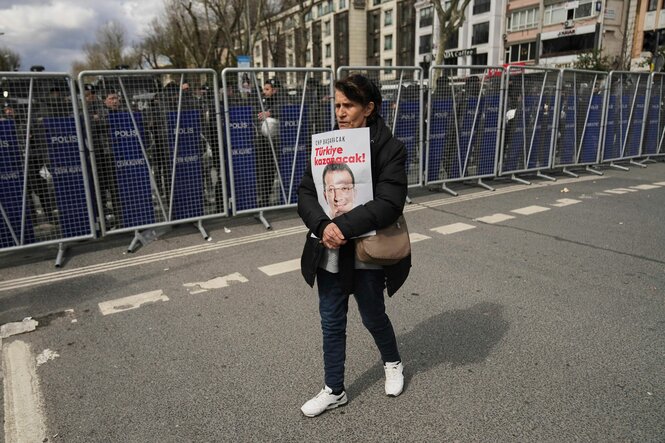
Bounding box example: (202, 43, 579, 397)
(573, 49, 616, 72)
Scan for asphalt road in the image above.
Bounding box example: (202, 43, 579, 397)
(1, 163, 664, 442)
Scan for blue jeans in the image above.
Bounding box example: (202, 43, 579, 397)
(316, 268, 401, 391)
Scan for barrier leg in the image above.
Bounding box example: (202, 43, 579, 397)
(195, 220, 211, 241)
(586, 166, 604, 176)
(440, 182, 458, 197)
(562, 168, 579, 178)
(640, 156, 657, 164)
(476, 178, 495, 191)
(630, 159, 648, 168)
(55, 242, 67, 268)
(610, 162, 630, 171)
(536, 171, 556, 181)
(127, 227, 168, 253)
(511, 174, 531, 185)
(406, 195, 412, 205)
(254, 210, 272, 230)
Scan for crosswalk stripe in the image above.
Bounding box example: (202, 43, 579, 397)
(654, 182, 665, 186)
(511, 205, 550, 215)
(430, 223, 476, 235)
(612, 187, 639, 192)
(475, 213, 515, 224)
(605, 189, 628, 194)
(258, 259, 301, 276)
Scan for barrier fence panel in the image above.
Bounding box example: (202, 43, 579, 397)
(602, 71, 649, 167)
(336, 66, 424, 188)
(500, 66, 560, 182)
(221, 67, 334, 223)
(642, 72, 665, 159)
(79, 69, 227, 248)
(425, 66, 504, 194)
(552, 69, 607, 175)
(0, 72, 95, 264)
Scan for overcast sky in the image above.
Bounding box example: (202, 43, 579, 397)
(0, 0, 164, 72)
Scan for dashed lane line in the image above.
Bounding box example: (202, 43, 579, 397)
(475, 213, 515, 224)
(183, 272, 249, 293)
(630, 184, 661, 190)
(409, 233, 431, 243)
(430, 223, 476, 235)
(510, 205, 551, 215)
(98, 290, 169, 316)
(551, 198, 582, 207)
(258, 259, 301, 276)
(0, 175, 605, 293)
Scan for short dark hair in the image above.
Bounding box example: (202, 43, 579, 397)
(334, 74, 382, 124)
(322, 162, 355, 186)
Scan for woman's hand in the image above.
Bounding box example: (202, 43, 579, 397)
(321, 223, 347, 249)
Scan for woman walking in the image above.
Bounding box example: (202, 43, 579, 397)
(297, 74, 411, 417)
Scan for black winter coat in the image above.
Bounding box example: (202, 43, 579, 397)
(297, 116, 411, 296)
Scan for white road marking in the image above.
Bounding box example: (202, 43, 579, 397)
(183, 273, 248, 293)
(551, 198, 582, 207)
(259, 260, 301, 276)
(605, 189, 629, 194)
(409, 233, 431, 243)
(3, 340, 47, 443)
(430, 223, 476, 235)
(613, 187, 639, 192)
(35, 349, 60, 366)
(630, 184, 660, 190)
(511, 205, 551, 215)
(654, 182, 665, 186)
(98, 290, 169, 316)
(475, 213, 515, 224)
(0, 176, 605, 293)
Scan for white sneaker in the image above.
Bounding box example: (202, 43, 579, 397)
(301, 386, 348, 417)
(384, 361, 404, 396)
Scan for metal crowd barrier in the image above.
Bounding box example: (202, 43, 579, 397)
(500, 66, 561, 184)
(78, 69, 227, 252)
(642, 72, 665, 160)
(220, 67, 334, 229)
(601, 71, 649, 170)
(425, 65, 504, 195)
(336, 66, 425, 189)
(4, 65, 665, 265)
(552, 69, 607, 177)
(0, 72, 95, 266)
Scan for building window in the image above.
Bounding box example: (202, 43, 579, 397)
(339, 0, 346, 9)
(574, 1, 593, 19)
(324, 20, 331, 36)
(385, 9, 393, 26)
(544, 4, 567, 25)
(384, 34, 393, 50)
(471, 22, 490, 45)
(471, 52, 488, 67)
(373, 0, 381, 6)
(446, 30, 459, 49)
(419, 34, 432, 54)
(325, 43, 331, 58)
(306, 49, 311, 63)
(505, 41, 537, 63)
(542, 33, 595, 57)
(507, 7, 539, 32)
(648, 0, 658, 11)
(385, 58, 393, 67)
(420, 6, 434, 27)
(473, 0, 491, 15)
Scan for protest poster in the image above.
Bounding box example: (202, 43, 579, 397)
(311, 127, 374, 236)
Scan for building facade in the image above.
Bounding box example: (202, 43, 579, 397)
(247, 0, 644, 86)
(414, 0, 507, 71)
(630, 0, 665, 70)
